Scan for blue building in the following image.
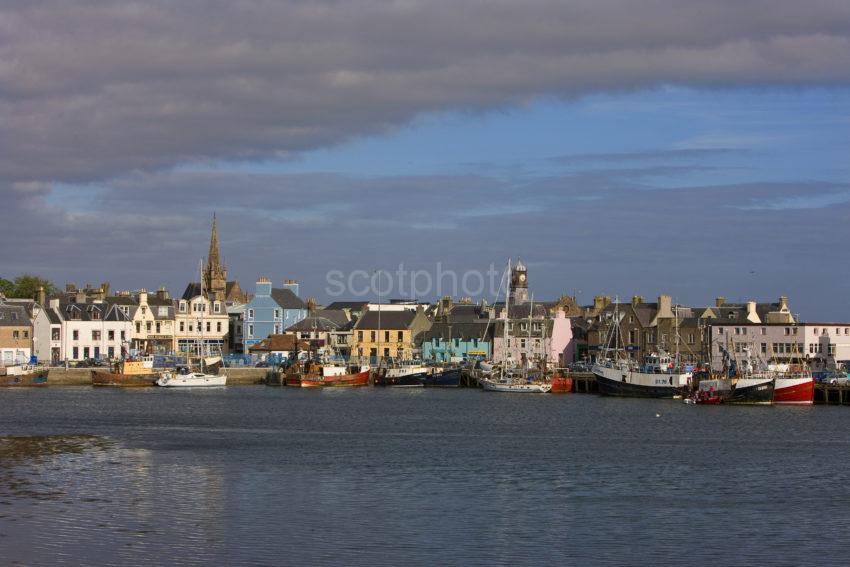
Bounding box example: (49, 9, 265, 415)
(241, 278, 307, 350)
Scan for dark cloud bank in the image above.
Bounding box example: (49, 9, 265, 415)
(1, 1, 849, 318)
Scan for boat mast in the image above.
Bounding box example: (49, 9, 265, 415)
(501, 258, 511, 380)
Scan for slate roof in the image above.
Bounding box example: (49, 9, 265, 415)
(0, 303, 30, 326)
(270, 288, 308, 310)
(421, 321, 494, 341)
(51, 301, 131, 323)
(354, 310, 416, 330)
(325, 301, 369, 311)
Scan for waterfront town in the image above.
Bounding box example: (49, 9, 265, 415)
(1, 217, 849, 402)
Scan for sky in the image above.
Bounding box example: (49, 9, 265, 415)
(1, 1, 849, 320)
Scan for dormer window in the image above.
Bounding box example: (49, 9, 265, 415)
(728, 312, 736, 319)
(213, 302, 221, 313)
(179, 301, 187, 313)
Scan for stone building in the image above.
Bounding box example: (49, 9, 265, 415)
(0, 298, 33, 365)
(351, 306, 431, 362)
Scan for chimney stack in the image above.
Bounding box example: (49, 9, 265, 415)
(631, 295, 643, 307)
(36, 286, 46, 307)
(658, 294, 673, 318)
(139, 289, 148, 305)
(715, 296, 726, 308)
(746, 301, 759, 323)
(779, 296, 789, 311)
(157, 286, 169, 300)
(282, 279, 300, 297)
(75, 290, 86, 304)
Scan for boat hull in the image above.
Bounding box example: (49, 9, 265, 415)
(302, 370, 370, 388)
(593, 366, 687, 399)
(695, 378, 775, 405)
(480, 378, 551, 393)
(92, 370, 156, 387)
(550, 375, 573, 393)
(374, 371, 428, 387)
(0, 368, 49, 387)
(422, 368, 461, 387)
(773, 376, 814, 405)
(156, 374, 227, 387)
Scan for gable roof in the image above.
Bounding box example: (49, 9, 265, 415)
(270, 288, 307, 310)
(248, 334, 310, 353)
(422, 321, 494, 341)
(354, 310, 416, 330)
(0, 303, 30, 326)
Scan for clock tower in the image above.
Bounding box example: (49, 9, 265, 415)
(511, 260, 528, 304)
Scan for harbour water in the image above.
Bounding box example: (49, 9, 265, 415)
(2, 387, 849, 566)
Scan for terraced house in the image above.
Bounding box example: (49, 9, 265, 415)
(0, 297, 33, 365)
(107, 288, 176, 354)
(46, 295, 132, 363)
(351, 306, 431, 362)
(240, 278, 307, 351)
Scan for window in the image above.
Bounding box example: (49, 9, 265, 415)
(216, 322, 221, 333)
(12, 330, 19, 339)
(761, 328, 766, 335)
(93, 347, 100, 359)
(158, 307, 168, 317)
(72, 330, 79, 341)
(793, 328, 798, 335)
(248, 309, 254, 319)
(358, 331, 363, 341)
(120, 331, 125, 340)
(520, 339, 526, 349)
(735, 327, 741, 335)
(206, 322, 211, 333)
(809, 343, 815, 354)
(179, 302, 187, 313)
(23, 330, 29, 338)
(52, 329, 60, 341)
(814, 328, 819, 335)
(717, 328, 724, 335)
(398, 331, 404, 341)
(136, 322, 142, 333)
(146, 322, 152, 332)
(273, 324, 279, 334)
(180, 322, 185, 332)
(248, 324, 254, 336)
(274, 309, 280, 319)
(141, 306, 146, 315)
(72, 347, 79, 359)
(784, 327, 790, 336)
(370, 331, 376, 342)
(384, 331, 390, 342)
(155, 322, 161, 334)
(108, 346, 114, 358)
(108, 330, 114, 341)
(213, 303, 221, 313)
(92, 330, 101, 341)
(83, 347, 90, 359)
(761, 342, 767, 354)
(687, 333, 695, 345)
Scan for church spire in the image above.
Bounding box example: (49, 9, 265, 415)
(208, 212, 222, 273)
(204, 214, 227, 300)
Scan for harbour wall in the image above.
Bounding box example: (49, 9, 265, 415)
(44, 368, 269, 386)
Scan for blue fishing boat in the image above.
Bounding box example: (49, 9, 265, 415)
(422, 368, 462, 387)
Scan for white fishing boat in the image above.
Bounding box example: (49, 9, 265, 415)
(480, 375, 551, 393)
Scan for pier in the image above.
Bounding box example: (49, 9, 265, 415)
(815, 383, 850, 405)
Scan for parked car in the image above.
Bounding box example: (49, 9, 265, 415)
(255, 361, 271, 368)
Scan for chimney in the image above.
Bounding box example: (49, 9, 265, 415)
(66, 282, 76, 293)
(75, 290, 86, 304)
(746, 301, 760, 323)
(593, 295, 606, 311)
(631, 295, 643, 307)
(715, 296, 725, 308)
(139, 289, 148, 305)
(282, 279, 299, 297)
(100, 282, 110, 298)
(37, 286, 46, 307)
(658, 294, 673, 318)
(779, 296, 789, 312)
(49, 298, 59, 310)
(307, 297, 317, 313)
(157, 286, 169, 300)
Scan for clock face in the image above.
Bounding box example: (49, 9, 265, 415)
(519, 273, 526, 282)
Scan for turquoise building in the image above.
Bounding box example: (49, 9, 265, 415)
(420, 321, 492, 362)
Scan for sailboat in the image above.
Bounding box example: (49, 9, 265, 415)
(157, 261, 228, 388)
(479, 259, 551, 393)
(592, 300, 691, 398)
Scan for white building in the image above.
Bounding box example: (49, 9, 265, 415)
(174, 291, 229, 354)
(47, 298, 133, 362)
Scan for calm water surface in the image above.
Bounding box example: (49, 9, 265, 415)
(1, 387, 849, 566)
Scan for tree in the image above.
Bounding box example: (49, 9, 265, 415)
(0, 275, 57, 300)
(0, 278, 14, 297)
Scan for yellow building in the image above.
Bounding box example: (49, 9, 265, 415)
(351, 307, 431, 362)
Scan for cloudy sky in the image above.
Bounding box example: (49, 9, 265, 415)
(2, 1, 849, 319)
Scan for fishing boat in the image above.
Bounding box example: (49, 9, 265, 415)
(592, 301, 691, 398)
(421, 367, 462, 387)
(374, 363, 430, 387)
(0, 363, 49, 386)
(92, 356, 157, 387)
(301, 363, 370, 388)
(773, 373, 814, 404)
(690, 376, 775, 405)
